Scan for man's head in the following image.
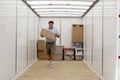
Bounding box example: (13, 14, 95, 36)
(48, 20, 54, 29)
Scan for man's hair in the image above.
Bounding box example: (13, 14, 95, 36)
(48, 20, 54, 24)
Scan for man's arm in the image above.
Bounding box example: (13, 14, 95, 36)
(55, 28, 60, 38)
(41, 35, 44, 37)
(55, 33, 60, 38)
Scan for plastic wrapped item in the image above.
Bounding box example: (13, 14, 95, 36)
(75, 55, 83, 61)
(55, 45, 64, 54)
(64, 50, 74, 54)
(63, 48, 75, 60)
(75, 48, 83, 55)
(55, 54, 62, 61)
(72, 42, 83, 48)
(64, 55, 74, 61)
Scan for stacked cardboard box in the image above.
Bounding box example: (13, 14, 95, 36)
(72, 24, 83, 42)
(37, 50, 48, 60)
(37, 40, 48, 60)
(37, 40, 45, 50)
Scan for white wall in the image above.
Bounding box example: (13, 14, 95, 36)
(34, 15, 39, 60)
(103, 0, 117, 80)
(27, 8, 35, 65)
(85, 10, 93, 66)
(83, 0, 118, 80)
(0, 0, 16, 80)
(0, 0, 39, 80)
(17, 0, 28, 73)
(17, 0, 39, 73)
(39, 17, 82, 47)
(92, 0, 103, 75)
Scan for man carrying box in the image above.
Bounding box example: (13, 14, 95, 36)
(41, 20, 60, 67)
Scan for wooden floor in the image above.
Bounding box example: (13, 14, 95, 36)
(17, 61, 99, 80)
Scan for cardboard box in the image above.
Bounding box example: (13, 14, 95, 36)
(37, 51, 46, 56)
(72, 24, 83, 42)
(40, 28, 56, 40)
(37, 40, 45, 50)
(37, 51, 48, 60)
(38, 56, 49, 60)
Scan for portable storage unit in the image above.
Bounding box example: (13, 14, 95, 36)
(0, 0, 120, 80)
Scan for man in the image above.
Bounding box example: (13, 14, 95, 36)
(41, 20, 60, 67)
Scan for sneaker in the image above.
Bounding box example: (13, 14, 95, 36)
(49, 61, 55, 68)
(48, 60, 52, 65)
(50, 64, 54, 68)
(50, 61, 54, 65)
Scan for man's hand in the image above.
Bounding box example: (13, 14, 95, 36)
(55, 33, 60, 38)
(41, 35, 44, 37)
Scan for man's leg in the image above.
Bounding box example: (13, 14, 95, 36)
(50, 43, 56, 61)
(47, 53, 53, 66)
(48, 54, 51, 60)
(49, 43, 56, 67)
(50, 53, 55, 61)
(49, 53, 55, 67)
(46, 44, 51, 60)
(48, 48, 52, 60)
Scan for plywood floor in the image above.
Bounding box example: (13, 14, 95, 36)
(17, 61, 99, 80)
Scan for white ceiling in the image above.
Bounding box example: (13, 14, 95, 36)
(25, 0, 97, 17)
